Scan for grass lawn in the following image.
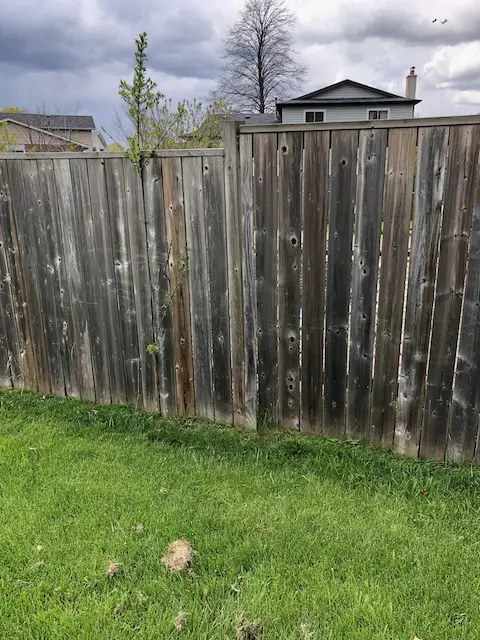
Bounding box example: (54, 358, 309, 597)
(1, 391, 480, 639)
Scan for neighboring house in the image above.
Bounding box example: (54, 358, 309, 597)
(276, 68, 420, 124)
(0, 113, 97, 151)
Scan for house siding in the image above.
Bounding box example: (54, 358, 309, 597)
(281, 103, 414, 124)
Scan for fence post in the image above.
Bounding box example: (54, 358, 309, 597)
(224, 120, 257, 429)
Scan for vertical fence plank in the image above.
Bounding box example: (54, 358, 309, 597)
(347, 129, 387, 438)
(162, 157, 195, 415)
(0, 161, 37, 390)
(239, 133, 257, 429)
(0, 233, 12, 385)
(204, 155, 233, 423)
(324, 130, 359, 436)
(371, 128, 417, 445)
(0, 161, 23, 387)
(123, 161, 159, 411)
(36, 159, 67, 397)
(448, 167, 480, 463)
(87, 157, 126, 404)
(143, 157, 177, 414)
(104, 158, 141, 405)
(224, 121, 246, 425)
(41, 159, 79, 398)
(52, 159, 86, 398)
(183, 156, 214, 419)
(278, 131, 302, 429)
(70, 158, 107, 403)
(301, 131, 329, 434)
(395, 126, 449, 457)
(13, 160, 51, 394)
(254, 132, 278, 423)
(421, 125, 480, 461)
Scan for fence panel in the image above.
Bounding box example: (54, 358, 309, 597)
(1, 116, 480, 464)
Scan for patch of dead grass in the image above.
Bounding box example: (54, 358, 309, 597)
(173, 612, 188, 630)
(106, 562, 123, 579)
(161, 539, 194, 573)
(235, 617, 263, 640)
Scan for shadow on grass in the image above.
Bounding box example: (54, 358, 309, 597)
(1, 388, 480, 502)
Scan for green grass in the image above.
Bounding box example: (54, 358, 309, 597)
(1, 390, 480, 639)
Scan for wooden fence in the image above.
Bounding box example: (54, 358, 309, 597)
(1, 114, 480, 463)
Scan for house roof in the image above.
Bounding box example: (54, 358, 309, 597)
(0, 113, 96, 131)
(277, 79, 421, 112)
(226, 113, 278, 125)
(0, 117, 90, 148)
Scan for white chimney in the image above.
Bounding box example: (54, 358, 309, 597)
(405, 66, 417, 100)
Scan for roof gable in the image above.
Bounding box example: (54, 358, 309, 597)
(294, 79, 404, 102)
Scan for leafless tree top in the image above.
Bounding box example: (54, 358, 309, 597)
(217, 0, 307, 113)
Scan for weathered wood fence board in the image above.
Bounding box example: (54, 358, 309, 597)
(239, 133, 257, 428)
(183, 156, 214, 419)
(395, 127, 449, 456)
(162, 157, 195, 416)
(0, 160, 25, 388)
(124, 160, 159, 412)
(1, 115, 480, 464)
(204, 155, 232, 423)
(370, 127, 417, 445)
(70, 158, 103, 404)
(347, 129, 387, 439)
(253, 132, 279, 421)
(277, 132, 302, 430)
(324, 129, 359, 436)
(224, 121, 246, 425)
(421, 125, 480, 460)
(87, 158, 118, 404)
(300, 131, 330, 434)
(447, 166, 480, 463)
(12, 160, 51, 395)
(301, 131, 329, 434)
(143, 157, 177, 415)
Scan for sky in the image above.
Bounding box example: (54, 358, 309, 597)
(1, 0, 479, 135)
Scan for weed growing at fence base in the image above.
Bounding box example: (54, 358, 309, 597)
(1, 389, 480, 639)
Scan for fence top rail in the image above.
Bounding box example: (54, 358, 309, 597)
(239, 114, 480, 134)
(0, 148, 225, 161)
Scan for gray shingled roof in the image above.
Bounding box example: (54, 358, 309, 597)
(0, 113, 96, 131)
(227, 113, 278, 125)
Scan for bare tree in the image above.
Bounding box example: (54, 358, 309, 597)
(217, 0, 307, 113)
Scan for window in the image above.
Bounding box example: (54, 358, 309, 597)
(368, 109, 388, 120)
(305, 110, 325, 123)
